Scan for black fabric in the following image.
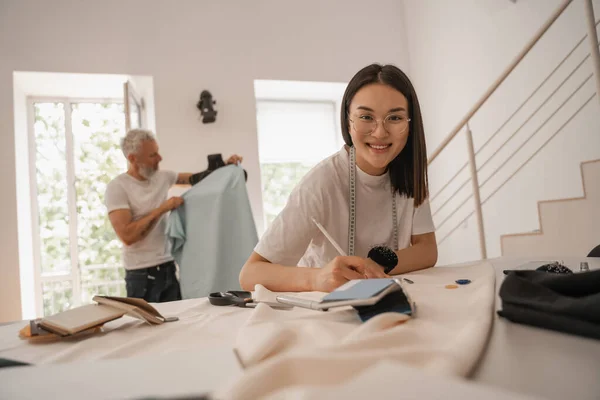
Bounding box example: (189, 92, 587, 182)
(353, 289, 412, 322)
(189, 154, 248, 186)
(498, 269, 600, 340)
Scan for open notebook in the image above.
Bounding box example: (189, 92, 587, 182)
(38, 296, 176, 336)
(276, 278, 415, 312)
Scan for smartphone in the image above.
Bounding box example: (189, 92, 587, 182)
(246, 302, 293, 310)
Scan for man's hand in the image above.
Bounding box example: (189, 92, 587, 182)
(160, 196, 184, 212)
(311, 256, 389, 292)
(226, 154, 243, 165)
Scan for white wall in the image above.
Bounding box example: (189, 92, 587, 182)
(403, 0, 600, 265)
(501, 160, 600, 257)
(0, 0, 410, 321)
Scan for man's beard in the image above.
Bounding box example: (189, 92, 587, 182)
(139, 165, 157, 179)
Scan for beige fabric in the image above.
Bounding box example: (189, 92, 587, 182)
(220, 360, 541, 400)
(219, 262, 496, 399)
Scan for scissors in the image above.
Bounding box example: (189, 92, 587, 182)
(208, 291, 254, 307)
(208, 290, 294, 309)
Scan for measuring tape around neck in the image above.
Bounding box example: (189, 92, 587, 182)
(348, 146, 398, 256)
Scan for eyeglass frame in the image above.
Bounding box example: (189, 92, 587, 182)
(348, 112, 411, 135)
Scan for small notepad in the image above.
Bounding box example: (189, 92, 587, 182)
(276, 279, 410, 311)
(40, 304, 125, 336)
(37, 296, 176, 336)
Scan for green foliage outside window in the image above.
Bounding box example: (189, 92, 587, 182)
(260, 162, 313, 227)
(34, 102, 127, 316)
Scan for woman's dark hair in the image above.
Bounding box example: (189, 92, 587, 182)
(341, 63, 429, 206)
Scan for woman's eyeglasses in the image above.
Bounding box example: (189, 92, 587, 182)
(349, 113, 411, 135)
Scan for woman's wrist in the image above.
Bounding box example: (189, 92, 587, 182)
(302, 267, 319, 292)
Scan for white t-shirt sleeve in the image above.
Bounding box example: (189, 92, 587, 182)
(163, 170, 178, 187)
(412, 198, 436, 235)
(104, 180, 130, 213)
(255, 185, 322, 266)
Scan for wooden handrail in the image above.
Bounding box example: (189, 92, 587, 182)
(427, 0, 574, 164)
(436, 92, 596, 247)
(585, 0, 600, 103)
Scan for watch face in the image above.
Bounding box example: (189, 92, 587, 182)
(368, 245, 398, 273)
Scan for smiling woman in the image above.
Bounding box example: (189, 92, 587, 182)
(347, 87, 411, 175)
(240, 64, 438, 294)
(340, 64, 429, 205)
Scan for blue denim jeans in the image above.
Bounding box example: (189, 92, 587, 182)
(125, 261, 182, 303)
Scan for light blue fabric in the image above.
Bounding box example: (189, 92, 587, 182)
(167, 165, 258, 299)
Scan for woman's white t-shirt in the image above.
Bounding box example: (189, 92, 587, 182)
(255, 147, 435, 267)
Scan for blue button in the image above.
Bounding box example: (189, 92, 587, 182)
(455, 279, 471, 285)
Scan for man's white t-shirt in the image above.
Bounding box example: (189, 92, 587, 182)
(104, 170, 178, 270)
(255, 147, 435, 267)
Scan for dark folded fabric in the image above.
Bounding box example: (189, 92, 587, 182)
(498, 269, 600, 340)
(353, 289, 413, 322)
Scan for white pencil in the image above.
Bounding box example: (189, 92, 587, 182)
(311, 217, 347, 257)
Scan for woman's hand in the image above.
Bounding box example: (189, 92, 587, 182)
(311, 256, 390, 292)
(226, 154, 243, 165)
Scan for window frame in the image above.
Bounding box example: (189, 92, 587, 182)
(255, 98, 343, 228)
(27, 96, 124, 316)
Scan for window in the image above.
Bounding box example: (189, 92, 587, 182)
(256, 100, 340, 227)
(30, 99, 127, 316)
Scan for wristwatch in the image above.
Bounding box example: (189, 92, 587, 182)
(367, 246, 398, 275)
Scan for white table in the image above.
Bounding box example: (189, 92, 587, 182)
(470, 256, 600, 400)
(0, 256, 598, 400)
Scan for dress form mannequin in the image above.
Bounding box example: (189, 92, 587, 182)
(189, 154, 247, 186)
(207, 154, 225, 170)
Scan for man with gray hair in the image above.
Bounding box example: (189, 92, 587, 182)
(105, 129, 242, 302)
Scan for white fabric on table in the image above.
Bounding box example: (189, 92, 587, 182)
(227, 360, 542, 400)
(0, 347, 242, 400)
(0, 299, 245, 364)
(219, 261, 496, 399)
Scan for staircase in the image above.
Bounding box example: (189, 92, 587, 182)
(500, 159, 600, 257)
(427, 0, 600, 264)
